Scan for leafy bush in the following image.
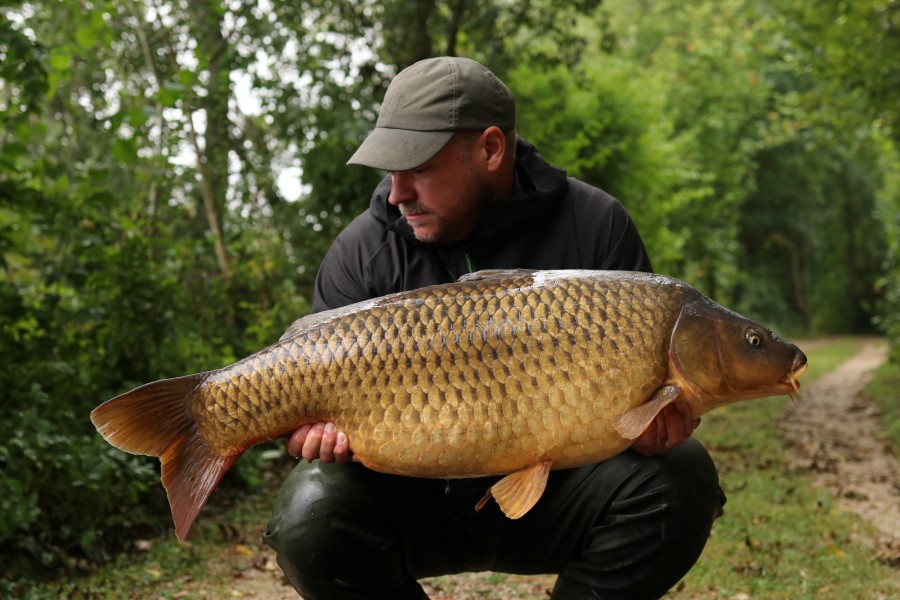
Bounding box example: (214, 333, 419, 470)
(872, 133, 900, 361)
(0, 392, 165, 575)
(0, 176, 303, 582)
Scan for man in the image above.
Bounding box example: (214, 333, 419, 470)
(264, 56, 725, 600)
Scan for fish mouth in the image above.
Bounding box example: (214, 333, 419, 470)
(781, 356, 809, 403)
(718, 352, 809, 403)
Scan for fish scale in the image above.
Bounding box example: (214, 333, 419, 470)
(91, 269, 807, 541)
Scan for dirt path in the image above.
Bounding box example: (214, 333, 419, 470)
(781, 339, 899, 565)
(215, 340, 897, 598)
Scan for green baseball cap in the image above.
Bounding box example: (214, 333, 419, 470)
(347, 56, 515, 171)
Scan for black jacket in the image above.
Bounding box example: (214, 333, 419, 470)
(312, 138, 652, 312)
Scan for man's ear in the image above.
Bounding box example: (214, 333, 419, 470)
(481, 126, 507, 173)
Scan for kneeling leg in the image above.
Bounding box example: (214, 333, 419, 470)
(550, 439, 726, 599)
(263, 462, 430, 600)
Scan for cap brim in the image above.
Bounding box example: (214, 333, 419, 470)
(347, 128, 454, 171)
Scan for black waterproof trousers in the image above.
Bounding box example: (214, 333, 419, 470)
(264, 439, 725, 600)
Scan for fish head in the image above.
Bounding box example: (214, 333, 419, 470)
(669, 298, 808, 414)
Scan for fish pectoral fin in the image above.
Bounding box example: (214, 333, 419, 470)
(474, 461, 553, 519)
(614, 385, 684, 439)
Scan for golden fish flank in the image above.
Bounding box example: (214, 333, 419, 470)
(223, 272, 672, 474)
(90, 269, 807, 542)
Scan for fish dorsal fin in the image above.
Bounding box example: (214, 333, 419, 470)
(457, 268, 536, 283)
(279, 313, 318, 341)
(614, 385, 683, 439)
(279, 304, 364, 341)
(280, 269, 538, 340)
(474, 460, 552, 519)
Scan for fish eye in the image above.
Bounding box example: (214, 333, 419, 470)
(745, 329, 762, 347)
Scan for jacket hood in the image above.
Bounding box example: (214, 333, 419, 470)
(368, 137, 568, 244)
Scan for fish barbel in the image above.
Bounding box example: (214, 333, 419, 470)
(91, 269, 807, 541)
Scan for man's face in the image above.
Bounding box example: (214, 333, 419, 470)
(387, 134, 492, 243)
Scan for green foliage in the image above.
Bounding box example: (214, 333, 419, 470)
(0, 394, 163, 575)
(774, 0, 900, 145)
(0, 12, 47, 117)
(509, 56, 705, 274)
(738, 138, 886, 335)
(596, 0, 895, 336)
(872, 133, 900, 359)
(0, 0, 309, 580)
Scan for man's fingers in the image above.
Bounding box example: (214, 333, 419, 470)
(664, 405, 682, 450)
(334, 431, 353, 464)
(287, 424, 312, 458)
(631, 419, 659, 456)
(666, 403, 699, 449)
(301, 422, 326, 462)
(630, 402, 699, 456)
(288, 422, 354, 464)
(658, 410, 669, 448)
(318, 423, 338, 463)
(677, 402, 697, 435)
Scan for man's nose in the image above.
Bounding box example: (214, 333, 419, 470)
(388, 172, 414, 205)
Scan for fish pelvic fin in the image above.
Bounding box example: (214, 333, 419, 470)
(475, 461, 553, 519)
(614, 385, 683, 439)
(90, 373, 238, 542)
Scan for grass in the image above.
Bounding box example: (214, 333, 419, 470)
(671, 336, 897, 599)
(866, 355, 900, 449)
(20, 336, 900, 599)
(14, 485, 287, 599)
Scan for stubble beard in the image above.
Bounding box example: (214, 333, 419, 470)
(411, 171, 492, 245)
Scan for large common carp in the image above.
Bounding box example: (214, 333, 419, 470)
(91, 269, 807, 541)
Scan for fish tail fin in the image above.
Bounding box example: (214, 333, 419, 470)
(90, 373, 239, 542)
(160, 429, 239, 542)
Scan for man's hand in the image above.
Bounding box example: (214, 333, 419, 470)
(631, 402, 700, 456)
(287, 422, 355, 464)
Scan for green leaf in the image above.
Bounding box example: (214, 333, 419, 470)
(1, 142, 27, 162)
(48, 47, 72, 72)
(75, 26, 97, 50)
(177, 69, 199, 87)
(127, 106, 150, 128)
(111, 139, 137, 165)
(157, 84, 187, 107)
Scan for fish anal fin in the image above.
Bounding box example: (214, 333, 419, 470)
(475, 461, 552, 519)
(161, 432, 241, 542)
(614, 385, 683, 439)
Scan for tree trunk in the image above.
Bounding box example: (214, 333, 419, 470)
(184, 0, 232, 281)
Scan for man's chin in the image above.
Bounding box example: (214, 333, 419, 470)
(409, 221, 470, 244)
(409, 223, 443, 244)
(413, 231, 442, 244)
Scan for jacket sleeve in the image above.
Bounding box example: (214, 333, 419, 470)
(595, 198, 653, 273)
(568, 178, 653, 273)
(311, 212, 381, 313)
